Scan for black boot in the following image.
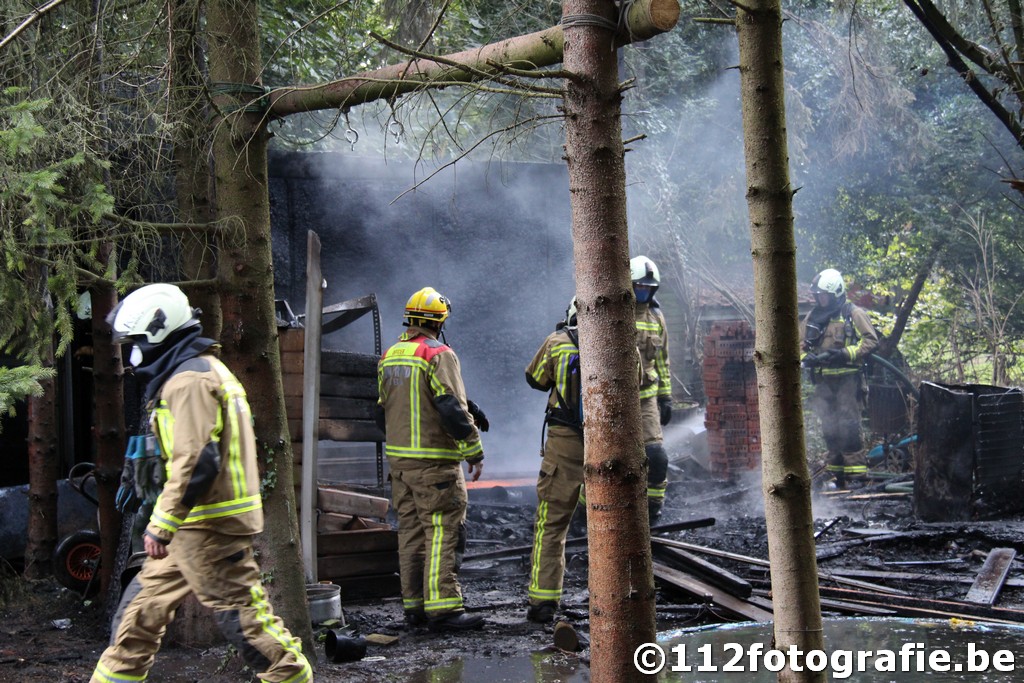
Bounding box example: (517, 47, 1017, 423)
(428, 611, 485, 632)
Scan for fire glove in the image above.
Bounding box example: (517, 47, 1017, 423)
(467, 399, 490, 432)
(115, 436, 144, 514)
(821, 348, 848, 367)
(658, 397, 672, 426)
(132, 435, 166, 504)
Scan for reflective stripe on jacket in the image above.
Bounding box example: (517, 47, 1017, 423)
(525, 327, 581, 431)
(636, 304, 671, 400)
(147, 355, 263, 542)
(378, 328, 483, 462)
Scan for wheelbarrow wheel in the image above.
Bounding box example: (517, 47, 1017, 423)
(54, 529, 102, 595)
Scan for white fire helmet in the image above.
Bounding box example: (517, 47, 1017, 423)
(811, 268, 845, 297)
(565, 297, 578, 329)
(629, 255, 661, 287)
(109, 283, 199, 346)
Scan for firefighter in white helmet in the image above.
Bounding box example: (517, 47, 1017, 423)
(90, 284, 311, 683)
(631, 255, 673, 520)
(800, 268, 879, 489)
(376, 287, 488, 631)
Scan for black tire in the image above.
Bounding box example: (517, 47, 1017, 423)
(53, 529, 102, 595)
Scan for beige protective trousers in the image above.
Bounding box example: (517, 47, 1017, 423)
(389, 458, 469, 618)
(90, 530, 311, 683)
(528, 426, 584, 607)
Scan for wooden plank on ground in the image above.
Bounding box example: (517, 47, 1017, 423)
(463, 518, 716, 562)
(819, 568, 1024, 589)
(652, 545, 753, 598)
(653, 562, 773, 623)
(318, 486, 390, 518)
(965, 548, 1017, 606)
(819, 597, 897, 617)
(819, 586, 1024, 624)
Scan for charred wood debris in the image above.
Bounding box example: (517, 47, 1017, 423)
(455, 479, 1024, 629)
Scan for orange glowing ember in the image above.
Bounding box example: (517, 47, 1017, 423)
(465, 477, 536, 490)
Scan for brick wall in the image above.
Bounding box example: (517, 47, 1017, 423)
(702, 321, 759, 479)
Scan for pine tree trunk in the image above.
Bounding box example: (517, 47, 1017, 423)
(24, 340, 58, 580)
(735, 1, 825, 680)
(171, 0, 220, 339)
(89, 268, 126, 598)
(562, 2, 656, 680)
(206, 0, 314, 656)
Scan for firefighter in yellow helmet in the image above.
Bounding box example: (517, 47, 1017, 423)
(90, 284, 310, 683)
(631, 255, 673, 520)
(376, 287, 488, 631)
(800, 268, 879, 489)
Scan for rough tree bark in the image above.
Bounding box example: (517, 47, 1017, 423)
(735, 0, 825, 680)
(206, 0, 314, 654)
(170, 0, 220, 339)
(563, 1, 660, 680)
(89, 261, 125, 597)
(24, 338, 58, 580)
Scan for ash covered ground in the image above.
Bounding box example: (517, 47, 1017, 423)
(3, 460, 1024, 682)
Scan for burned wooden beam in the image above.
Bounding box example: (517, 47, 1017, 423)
(652, 562, 773, 622)
(652, 544, 753, 598)
(819, 567, 1024, 589)
(818, 586, 1024, 624)
(965, 548, 1017, 606)
(462, 517, 716, 562)
(650, 536, 768, 567)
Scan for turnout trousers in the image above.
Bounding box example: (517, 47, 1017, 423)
(809, 372, 868, 481)
(90, 529, 311, 683)
(640, 396, 669, 506)
(528, 426, 584, 607)
(389, 457, 469, 619)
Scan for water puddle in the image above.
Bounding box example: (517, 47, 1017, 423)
(404, 618, 1024, 682)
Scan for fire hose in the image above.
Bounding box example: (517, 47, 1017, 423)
(866, 352, 920, 401)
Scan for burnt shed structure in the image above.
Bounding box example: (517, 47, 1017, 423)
(915, 382, 1024, 521)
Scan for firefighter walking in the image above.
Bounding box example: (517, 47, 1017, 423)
(90, 284, 310, 683)
(800, 268, 880, 489)
(377, 287, 487, 631)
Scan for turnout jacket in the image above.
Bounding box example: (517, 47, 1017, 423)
(800, 302, 879, 377)
(635, 303, 671, 400)
(526, 327, 581, 433)
(377, 327, 483, 462)
(146, 354, 263, 544)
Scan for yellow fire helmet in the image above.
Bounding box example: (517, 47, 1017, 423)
(404, 287, 451, 326)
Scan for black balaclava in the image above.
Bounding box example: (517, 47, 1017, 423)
(803, 292, 847, 351)
(132, 325, 217, 403)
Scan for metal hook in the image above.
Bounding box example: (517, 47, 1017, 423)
(388, 117, 404, 145)
(343, 112, 358, 151)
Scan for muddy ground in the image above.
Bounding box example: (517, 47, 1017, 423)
(3, 461, 1024, 683)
